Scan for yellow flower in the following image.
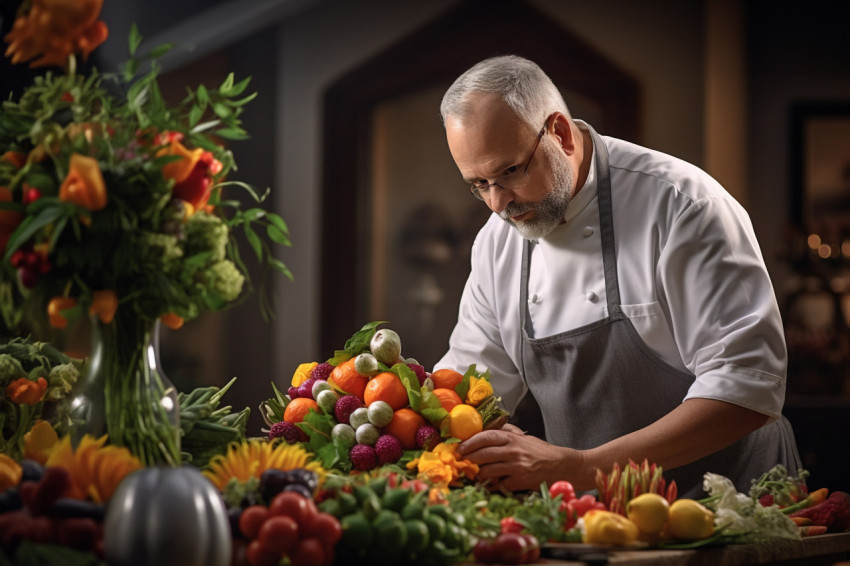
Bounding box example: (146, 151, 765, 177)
(406, 442, 479, 489)
(203, 439, 326, 491)
(0, 454, 22, 491)
(466, 376, 493, 406)
(45, 435, 143, 503)
(23, 420, 59, 465)
(291, 362, 318, 388)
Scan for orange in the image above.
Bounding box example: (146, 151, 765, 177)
(384, 408, 426, 450)
(430, 368, 463, 392)
(364, 372, 409, 411)
(432, 388, 463, 413)
(447, 404, 483, 441)
(283, 397, 320, 424)
(329, 358, 369, 400)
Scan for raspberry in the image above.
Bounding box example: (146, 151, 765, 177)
(415, 424, 440, 451)
(407, 363, 428, 386)
(334, 394, 364, 425)
(268, 421, 307, 443)
(350, 444, 377, 471)
(374, 434, 403, 465)
(311, 362, 334, 381)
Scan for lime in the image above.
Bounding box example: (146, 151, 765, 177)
(341, 512, 373, 551)
(381, 487, 411, 512)
(403, 519, 431, 555)
(423, 513, 447, 542)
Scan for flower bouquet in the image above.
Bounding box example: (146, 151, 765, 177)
(260, 321, 509, 488)
(0, 0, 290, 466)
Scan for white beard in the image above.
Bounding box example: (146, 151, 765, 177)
(500, 141, 573, 240)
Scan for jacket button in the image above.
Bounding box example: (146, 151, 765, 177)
(586, 291, 598, 302)
(583, 226, 594, 237)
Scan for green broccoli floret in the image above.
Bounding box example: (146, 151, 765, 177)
(0, 354, 26, 384)
(46, 362, 80, 401)
(138, 231, 183, 268)
(185, 211, 228, 262)
(205, 260, 245, 302)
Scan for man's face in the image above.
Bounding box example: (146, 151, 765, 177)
(446, 95, 573, 240)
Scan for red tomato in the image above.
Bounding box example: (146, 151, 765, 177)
(257, 515, 299, 554)
(472, 538, 498, 563)
(268, 491, 317, 524)
(246, 539, 280, 566)
(549, 480, 576, 502)
(238, 505, 269, 540)
(301, 512, 342, 547)
(569, 494, 606, 517)
(289, 538, 326, 566)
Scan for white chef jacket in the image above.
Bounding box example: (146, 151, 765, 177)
(435, 129, 787, 423)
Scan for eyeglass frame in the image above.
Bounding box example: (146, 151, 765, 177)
(469, 118, 549, 201)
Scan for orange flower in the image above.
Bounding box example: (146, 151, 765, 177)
(47, 296, 77, 329)
(161, 312, 184, 330)
(59, 153, 107, 210)
(23, 420, 59, 464)
(1, 151, 26, 168)
(159, 138, 204, 184)
(45, 434, 142, 503)
(3, 0, 108, 68)
(6, 376, 48, 405)
(88, 289, 117, 324)
(0, 455, 22, 491)
(158, 139, 221, 211)
(406, 442, 479, 489)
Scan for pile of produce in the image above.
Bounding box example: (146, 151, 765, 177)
(259, 321, 508, 476)
(3, 320, 850, 566)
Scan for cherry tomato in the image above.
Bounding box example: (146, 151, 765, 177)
(268, 491, 317, 524)
(238, 505, 268, 540)
(549, 480, 576, 502)
(289, 537, 325, 566)
(245, 539, 279, 566)
(257, 515, 298, 554)
(569, 493, 606, 517)
(301, 511, 342, 547)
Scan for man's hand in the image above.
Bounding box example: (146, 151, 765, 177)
(457, 425, 587, 491)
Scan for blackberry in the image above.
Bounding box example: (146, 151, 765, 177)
(268, 421, 307, 443)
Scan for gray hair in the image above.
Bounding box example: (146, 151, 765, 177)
(440, 55, 570, 131)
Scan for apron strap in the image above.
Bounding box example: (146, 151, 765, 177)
(584, 124, 622, 315)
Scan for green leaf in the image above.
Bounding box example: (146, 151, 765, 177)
(420, 407, 449, 429)
(224, 76, 252, 97)
(244, 224, 262, 259)
(197, 84, 210, 106)
(3, 205, 67, 260)
(266, 223, 291, 246)
(145, 43, 173, 60)
(214, 127, 249, 141)
(394, 363, 422, 410)
(128, 23, 142, 56)
(188, 104, 204, 127)
(456, 364, 479, 401)
(266, 213, 289, 233)
(219, 73, 235, 94)
(212, 102, 232, 119)
(242, 208, 266, 221)
(342, 321, 387, 357)
(268, 258, 293, 280)
(229, 91, 259, 107)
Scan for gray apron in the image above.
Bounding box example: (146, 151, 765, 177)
(511, 124, 801, 498)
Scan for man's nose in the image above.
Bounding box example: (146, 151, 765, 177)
(487, 185, 513, 213)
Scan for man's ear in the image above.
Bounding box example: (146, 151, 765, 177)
(550, 113, 576, 155)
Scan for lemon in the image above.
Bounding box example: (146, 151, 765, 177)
(448, 404, 483, 440)
(666, 499, 715, 540)
(626, 493, 670, 535)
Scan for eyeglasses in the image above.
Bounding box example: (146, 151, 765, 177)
(469, 120, 548, 201)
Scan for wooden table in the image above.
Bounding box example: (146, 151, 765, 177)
(527, 533, 850, 566)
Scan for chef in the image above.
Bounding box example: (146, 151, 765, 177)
(434, 55, 801, 497)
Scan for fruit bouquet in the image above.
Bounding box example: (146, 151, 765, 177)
(260, 321, 509, 480)
(0, 0, 290, 465)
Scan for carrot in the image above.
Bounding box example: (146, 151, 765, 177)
(782, 487, 829, 515)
